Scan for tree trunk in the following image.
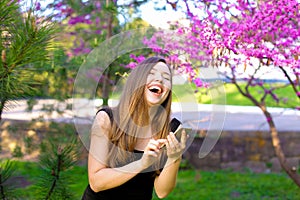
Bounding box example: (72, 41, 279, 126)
(261, 107, 300, 187)
(101, 0, 113, 106)
(0, 99, 6, 123)
(231, 71, 300, 187)
(102, 71, 110, 106)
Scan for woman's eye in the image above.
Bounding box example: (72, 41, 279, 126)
(163, 76, 170, 80)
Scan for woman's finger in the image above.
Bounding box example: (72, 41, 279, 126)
(165, 139, 171, 150)
(145, 150, 158, 157)
(169, 132, 179, 146)
(156, 139, 167, 146)
(149, 139, 166, 147)
(147, 143, 159, 152)
(180, 129, 187, 148)
(167, 133, 177, 149)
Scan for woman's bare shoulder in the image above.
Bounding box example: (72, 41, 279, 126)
(92, 110, 112, 134)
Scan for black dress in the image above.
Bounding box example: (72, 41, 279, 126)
(82, 149, 158, 200)
(81, 107, 160, 200)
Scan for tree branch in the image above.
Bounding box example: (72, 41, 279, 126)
(279, 66, 299, 99)
(45, 150, 62, 200)
(230, 65, 261, 108)
(245, 64, 262, 94)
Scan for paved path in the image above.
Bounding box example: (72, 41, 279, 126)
(2, 99, 300, 132)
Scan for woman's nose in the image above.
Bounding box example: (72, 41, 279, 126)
(154, 73, 163, 81)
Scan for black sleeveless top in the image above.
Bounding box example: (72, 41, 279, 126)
(81, 107, 161, 200)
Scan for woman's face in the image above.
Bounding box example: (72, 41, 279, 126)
(145, 62, 171, 106)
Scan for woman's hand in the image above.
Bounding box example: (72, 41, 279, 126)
(165, 129, 187, 161)
(140, 139, 166, 169)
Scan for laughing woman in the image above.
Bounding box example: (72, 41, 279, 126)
(82, 56, 187, 200)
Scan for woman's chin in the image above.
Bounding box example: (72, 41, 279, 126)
(146, 96, 164, 106)
(147, 92, 170, 106)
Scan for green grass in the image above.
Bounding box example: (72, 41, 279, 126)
(12, 161, 88, 199)
(171, 83, 299, 108)
(10, 161, 300, 200)
(153, 170, 300, 199)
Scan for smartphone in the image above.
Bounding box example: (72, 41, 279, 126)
(170, 118, 183, 135)
(160, 118, 182, 149)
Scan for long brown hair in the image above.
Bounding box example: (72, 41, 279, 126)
(107, 56, 172, 168)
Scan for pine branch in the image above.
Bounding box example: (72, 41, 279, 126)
(0, 0, 57, 121)
(0, 160, 17, 200)
(0, 174, 4, 200)
(36, 137, 79, 200)
(45, 150, 62, 200)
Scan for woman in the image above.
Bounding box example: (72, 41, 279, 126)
(82, 56, 187, 199)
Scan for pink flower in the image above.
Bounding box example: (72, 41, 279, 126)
(193, 78, 209, 88)
(129, 54, 145, 63)
(35, 2, 41, 11)
(68, 16, 91, 25)
(95, 30, 102, 34)
(55, 2, 63, 8)
(125, 62, 137, 69)
(95, 1, 101, 9)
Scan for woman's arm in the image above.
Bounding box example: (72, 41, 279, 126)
(88, 153, 146, 192)
(88, 111, 165, 192)
(154, 130, 187, 198)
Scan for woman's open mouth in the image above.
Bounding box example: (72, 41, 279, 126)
(148, 84, 163, 95)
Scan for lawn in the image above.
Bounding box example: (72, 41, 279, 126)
(11, 161, 300, 200)
(172, 82, 299, 108)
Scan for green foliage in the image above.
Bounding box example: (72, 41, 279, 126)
(0, 0, 57, 120)
(26, 98, 38, 112)
(123, 17, 150, 30)
(0, 159, 17, 199)
(6, 125, 18, 133)
(34, 137, 80, 200)
(179, 158, 194, 170)
(0, 0, 19, 28)
(40, 0, 154, 104)
(24, 136, 34, 154)
(31, 48, 82, 99)
(13, 161, 87, 199)
(12, 145, 23, 158)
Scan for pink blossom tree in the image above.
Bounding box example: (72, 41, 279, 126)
(141, 0, 300, 186)
(33, 0, 154, 105)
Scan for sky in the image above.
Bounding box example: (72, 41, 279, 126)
(138, 1, 187, 29)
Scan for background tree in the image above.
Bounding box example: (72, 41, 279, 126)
(34, 0, 157, 106)
(141, 0, 300, 186)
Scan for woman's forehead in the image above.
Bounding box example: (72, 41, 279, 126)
(151, 62, 170, 73)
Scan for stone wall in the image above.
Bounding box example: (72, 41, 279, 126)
(184, 130, 300, 173)
(1, 120, 300, 173)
